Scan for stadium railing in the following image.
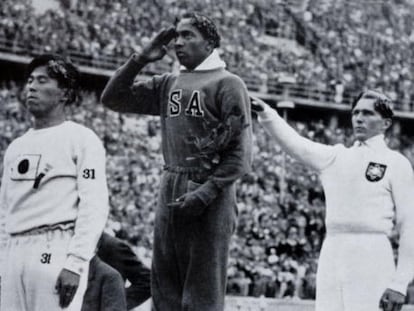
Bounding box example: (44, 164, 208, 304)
(0, 34, 413, 114)
(0, 35, 170, 76)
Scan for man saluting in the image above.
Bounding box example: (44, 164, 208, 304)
(101, 12, 252, 311)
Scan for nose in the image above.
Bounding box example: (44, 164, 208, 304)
(25, 86, 37, 98)
(27, 85, 36, 93)
(175, 36, 184, 48)
(353, 111, 363, 123)
(26, 80, 36, 92)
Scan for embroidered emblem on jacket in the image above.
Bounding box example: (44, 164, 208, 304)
(365, 162, 387, 182)
(11, 154, 41, 180)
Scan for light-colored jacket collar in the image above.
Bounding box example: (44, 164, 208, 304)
(354, 134, 386, 149)
(180, 49, 226, 71)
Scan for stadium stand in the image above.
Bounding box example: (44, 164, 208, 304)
(1, 0, 414, 110)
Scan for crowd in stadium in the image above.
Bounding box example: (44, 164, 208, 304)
(2, 0, 414, 305)
(2, 82, 414, 302)
(1, 0, 414, 110)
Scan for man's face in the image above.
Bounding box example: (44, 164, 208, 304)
(351, 98, 389, 141)
(174, 19, 212, 70)
(24, 65, 66, 118)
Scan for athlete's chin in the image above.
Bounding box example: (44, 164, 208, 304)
(176, 57, 196, 70)
(26, 105, 39, 114)
(353, 127, 366, 138)
(178, 59, 191, 69)
(176, 53, 187, 63)
(354, 133, 366, 140)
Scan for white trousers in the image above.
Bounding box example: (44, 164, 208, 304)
(1, 230, 89, 311)
(315, 233, 395, 311)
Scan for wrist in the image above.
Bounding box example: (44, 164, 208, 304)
(258, 105, 279, 123)
(63, 254, 88, 275)
(258, 111, 273, 122)
(132, 53, 150, 66)
(195, 180, 220, 206)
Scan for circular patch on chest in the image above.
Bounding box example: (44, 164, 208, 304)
(17, 159, 30, 174)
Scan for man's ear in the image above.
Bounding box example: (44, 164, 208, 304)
(383, 118, 392, 131)
(60, 88, 71, 105)
(205, 40, 214, 53)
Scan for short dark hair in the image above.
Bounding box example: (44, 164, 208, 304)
(351, 90, 394, 119)
(176, 12, 221, 48)
(26, 54, 80, 105)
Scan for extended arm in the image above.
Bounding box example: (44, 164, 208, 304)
(252, 96, 336, 171)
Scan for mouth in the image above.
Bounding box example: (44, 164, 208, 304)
(26, 96, 39, 106)
(353, 127, 366, 135)
(175, 51, 186, 58)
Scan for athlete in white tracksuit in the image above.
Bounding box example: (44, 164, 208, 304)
(0, 55, 109, 311)
(252, 91, 414, 311)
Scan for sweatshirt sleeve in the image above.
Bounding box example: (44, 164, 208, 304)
(194, 75, 253, 206)
(0, 150, 10, 277)
(257, 103, 336, 172)
(100, 54, 165, 116)
(63, 130, 110, 275)
(388, 155, 414, 294)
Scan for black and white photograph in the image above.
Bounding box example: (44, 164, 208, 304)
(1, 1, 414, 310)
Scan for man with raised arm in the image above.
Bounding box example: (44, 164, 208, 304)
(251, 92, 414, 311)
(101, 12, 252, 311)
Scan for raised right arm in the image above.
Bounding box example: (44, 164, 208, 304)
(100, 55, 149, 113)
(252, 97, 337, 171)
(101, 27, 177, 114)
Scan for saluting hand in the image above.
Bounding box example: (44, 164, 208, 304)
(140, 27, 177, 63)
(379, 288, 405, 311)
(55, 268, 80, 308)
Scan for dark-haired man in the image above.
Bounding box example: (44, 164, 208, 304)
(101, 12, 252, 311)
(0, 54, 109, 310)
(251, 91, 414, 311)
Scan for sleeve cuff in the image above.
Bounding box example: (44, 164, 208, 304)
(257, 104, 279, 123)
(63, 254, 89, 276)
(388, 279, 409, 296)
(195, 180, 220, 206)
